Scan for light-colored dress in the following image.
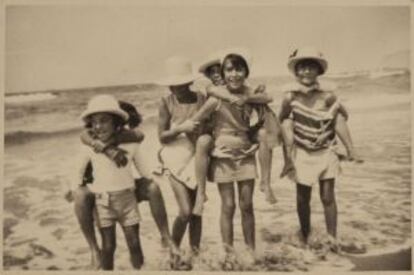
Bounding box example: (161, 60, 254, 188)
(157, 91, 206, 189)
(208, 99, 258, 183)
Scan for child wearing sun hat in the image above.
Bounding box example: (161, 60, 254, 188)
(156, 55, 207, 270)
(71, 94, 149, 270)
(279, 47, 363, 246)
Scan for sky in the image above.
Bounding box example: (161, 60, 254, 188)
(5, 2, 410, 93)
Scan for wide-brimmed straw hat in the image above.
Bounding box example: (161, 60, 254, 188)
(157, 56, 198, 86)
(81, 94, 129, 123)
(288, 47, 328, 74)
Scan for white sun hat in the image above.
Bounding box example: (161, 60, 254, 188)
(198, 52, 222, 74)
(157, 56, 198, 86)
(81, 94, 129, 123)
(287, 47, 328, 74)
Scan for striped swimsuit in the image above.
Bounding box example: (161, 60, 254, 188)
(287, 88, 342, 186)
(290, 97, 340, 151)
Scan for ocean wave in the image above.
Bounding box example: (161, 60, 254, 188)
(5, 92, 58, 104)
(5, 114, 160, 146)
(5, 128, 82, 146)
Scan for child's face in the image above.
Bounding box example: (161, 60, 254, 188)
(223, 59, 247, 91)
(295, 60, 320, 86)
(90, 113, 117, 142)
(206, 64, 224, 86)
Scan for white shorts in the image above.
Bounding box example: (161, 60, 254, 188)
(293, 146, 340, 186)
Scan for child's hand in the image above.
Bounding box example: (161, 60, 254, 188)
(92, 140, 107, 153)
(314, 131, 331, 147)
(240, 144, 259, 156)
(280, 159, 297, 181)
(230, 97, 247, 107)
(64, 190, 74, 202)
(254, 84, 266, 94)
(178, 120, 200, 133)
(105, 146, 129, 167)
(347, 150, 364, 163)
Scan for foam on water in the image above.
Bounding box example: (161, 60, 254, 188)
(5, 92, 58, 104)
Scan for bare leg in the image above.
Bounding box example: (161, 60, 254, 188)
(188, 190, 202, 253)
(169, 176, 195, 248)
(296, 183, 312, 243)
(217, 182, 236, 250)
(73, 186, 101, 269)
(169, 177, 200, 270)
(135, 178, 177, 251)
(257, 128, 277, 204)
(99, 225, 116, 270)
(193, 134, 213, 216)
(319, 179, 337, 238)
(237, 179, 256, 250)
(122, 224, 144, 269)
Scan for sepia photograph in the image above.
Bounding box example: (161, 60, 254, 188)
(3, 0, 412, 272)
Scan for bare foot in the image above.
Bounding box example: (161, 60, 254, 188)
(90, 249, 101, 270)
(259, 182, 266, 192)
(263, 184, 277, 204)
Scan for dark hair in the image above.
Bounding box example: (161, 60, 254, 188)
(221, 54, 250, 79)
(119, 101, 142, 129)
(294, 59, 323, 75)
(205, 63, 221, 77)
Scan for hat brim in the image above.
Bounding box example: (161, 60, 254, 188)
(198, 58, 221, 74)
(156, 74, 198, 86)
(81, 108, 129, 123)
(288, 56, 328, 74)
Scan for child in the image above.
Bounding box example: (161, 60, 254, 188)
(278, 47, 362, 245)
(185, 51, 286, 268)
(71, 94, 147, 270)
(195, 48, 283, 209)
(192, 49, 282, 217)
(68, 100, 178, 269)
(157, 56, 205, 269)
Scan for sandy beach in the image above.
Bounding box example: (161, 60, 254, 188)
(3, 72, 411, 271)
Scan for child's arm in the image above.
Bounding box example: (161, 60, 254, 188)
(325, 92, 362, 162)
(206, 85, 241, 104)
(131, 144, 154, 180)
(243, 84, 273, 104)
(335, 114, 363, 163)
(158, 98, 199, 144)
(278, 92, 293, 122)
(80, 128, 130, 167)
(190, 96, 220, 122)
(65, 147, 91, 202)
(279, 119, 297, 180)
(115, 128, 145, 144)
(80, 129, 107, 153)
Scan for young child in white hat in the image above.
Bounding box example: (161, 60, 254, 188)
(70, 94, 150, 270)
(279, 47, 363, 246)
(67, 99, 178, 270)
(156, 56, 206, 270)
